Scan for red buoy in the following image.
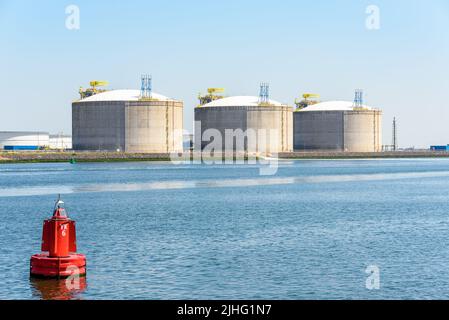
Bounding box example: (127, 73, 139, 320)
(30, 196, 86, 279)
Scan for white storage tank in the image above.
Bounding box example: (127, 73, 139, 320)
(72, 89, 184, 153)
(293, 101, 382, 152)
(195, 96, 293, 153)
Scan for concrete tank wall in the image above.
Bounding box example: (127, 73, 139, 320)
(72, 100, 183, 153)
(294, 110, 382, 152)
(125, 101, 183, 153)
(195, 107, 248, 151)
(72, 101, 126, 151)
(344, 110, 382, 152)
(195, 105, 293, 153)
(294, 111, 344, 151)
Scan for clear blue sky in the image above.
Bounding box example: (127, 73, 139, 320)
(1, 0, 448, 148)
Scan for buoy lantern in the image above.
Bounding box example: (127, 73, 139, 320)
(30, 196, 86, 279)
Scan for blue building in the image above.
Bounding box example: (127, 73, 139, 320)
(430, 145, 449, 151)
(0, 131, 49, 151)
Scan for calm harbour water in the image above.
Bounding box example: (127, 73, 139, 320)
(1, 159, 449, 300)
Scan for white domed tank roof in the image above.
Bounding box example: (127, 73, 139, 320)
(301, 100, 375, 112)
(78, 89, 176, 102)
(202, 96, 284, 107)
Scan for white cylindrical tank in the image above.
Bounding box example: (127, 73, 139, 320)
(293, 101, 382, 152)
(195, 96, 293, 153)
(0, 132, 49, 150)
(72, 90, 183, 153)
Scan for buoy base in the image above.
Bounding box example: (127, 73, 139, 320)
(30, 253, 86, 279)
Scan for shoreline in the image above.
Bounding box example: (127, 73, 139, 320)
(0, 152, 173, 164)
(1, 150, 449, 164)
(278, 151, 449, 160)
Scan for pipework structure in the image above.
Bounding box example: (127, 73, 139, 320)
(295, 93, 320, 110)
(198, 88, 226, 106)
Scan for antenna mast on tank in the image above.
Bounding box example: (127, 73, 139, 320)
(146, 74, 152, 98)
(259, 83, 270, 104)
(354, 89, 364, 108)
(141, 75, 146, 98)
(140, 74, 152, 99)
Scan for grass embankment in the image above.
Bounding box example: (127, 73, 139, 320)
(1, 151, 449, 164)
(0, 151, 172, 164)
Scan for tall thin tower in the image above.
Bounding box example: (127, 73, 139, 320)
(392, 117, 398, 151)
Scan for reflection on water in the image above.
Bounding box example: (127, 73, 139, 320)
(30, 277, 87, 300)
(2, 170, 449, 197)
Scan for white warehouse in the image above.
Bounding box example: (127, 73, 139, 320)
(0, 131, 49, 150)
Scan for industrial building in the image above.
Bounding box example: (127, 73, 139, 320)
(72, 76, 184, 153)
(49, 134, 72, 150)
(195, 85, 293, 153)
(0, 132, 72, 151)
(293, 94, 383, 152)
(430, 145, 449, 151)
(0, 131, 49, 150)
